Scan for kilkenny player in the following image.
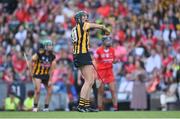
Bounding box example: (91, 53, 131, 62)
(71, 11, 110, 112)
(30, 39, 56, 112)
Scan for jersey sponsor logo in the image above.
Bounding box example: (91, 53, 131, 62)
(40, 57, 51, 68)
(41, 63, 51, 67)
(33, 53, 55, 76)
(101, 54, 105, 58)
(101, 53, 112, 58)
(100, 52, 113, 63)
(42, 56, 45, 60)
(105, 54, 109, 58)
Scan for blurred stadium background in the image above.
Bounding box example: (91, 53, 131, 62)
(0, 0, 180, 112)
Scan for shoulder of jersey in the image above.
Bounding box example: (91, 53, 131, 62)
(110, 47, 114, 51)
(39, 50, 45, 54)
(52, 53, 56, 59)
(97, 46, 103, 51)
(50, 52, 55, 57)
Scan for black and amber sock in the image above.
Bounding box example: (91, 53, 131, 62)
(78, 97, 85, 107)
(85, 99, 90, 108)
(34, 103, 38, 108)
(45, 104, 49, 108)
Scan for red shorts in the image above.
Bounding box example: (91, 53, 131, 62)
(97, 68, 115, 84)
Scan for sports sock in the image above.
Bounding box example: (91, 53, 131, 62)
(78, 97, 85, 107)
(45, 104, 49, 108)
(34, 103, 38, 108)
(85, 99, 90, 107)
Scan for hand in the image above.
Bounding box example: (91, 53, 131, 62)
(104, 28, 110, 35)
(102, 25, 110, 35)
(48, 80, 53, 86)
(113, 58, 120, 64)
(96, 79, 102, 88)
(77, 78, 82, 86)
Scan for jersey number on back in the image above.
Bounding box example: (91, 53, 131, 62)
(71, 27, 78, 43)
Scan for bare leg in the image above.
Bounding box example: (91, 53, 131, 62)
(97, 82, 104, 110)
(33, 78, 41, 112)
(77, 65, 96, 112)
(80, 65, 95, 100)
(44, 84, 53, 108)
(109, 81, 118, 110)
(33, 78, 42, 107)
(86, 67, 95, 100)
(160, 94, 167, 111)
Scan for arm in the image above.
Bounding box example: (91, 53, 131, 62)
(94, 49, 100, 60)
(112, 48, 118, 64)
(48, 60, 56, 86)
(84, 22, 110, 35)
(29, 54, 38, 77)
(89, 23, 105, 29)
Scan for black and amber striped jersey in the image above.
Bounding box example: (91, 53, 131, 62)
(32, 51, 55, 77)
(71, 22, 90, 54)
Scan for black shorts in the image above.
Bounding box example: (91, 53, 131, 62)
(33, 75, 49, 86)
(73, 52, 92, 68)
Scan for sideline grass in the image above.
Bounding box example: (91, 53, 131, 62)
(0, 111, 180, 119)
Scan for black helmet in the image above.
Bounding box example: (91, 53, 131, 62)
(102, 36, 112, 47)
(74, 11, 88, 24)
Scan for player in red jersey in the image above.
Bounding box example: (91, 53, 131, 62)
(95, 36, 118, 111)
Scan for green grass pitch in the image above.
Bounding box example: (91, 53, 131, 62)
(0, 111, 180, 119)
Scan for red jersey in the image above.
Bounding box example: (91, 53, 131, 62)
(95, 46, 115, 70)
(12, 54, 27, 74)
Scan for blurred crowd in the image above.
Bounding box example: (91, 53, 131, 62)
(0, 0, 180, 111)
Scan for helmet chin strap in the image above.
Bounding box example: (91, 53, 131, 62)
(106, 45, 111, 47)
(78, 17, 84, 25)
(44, 46, 48, 50)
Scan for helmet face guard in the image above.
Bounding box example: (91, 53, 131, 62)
(74, 11, 89, 24)
(102, 36, 112, 47)
(39, 39, 53, 51)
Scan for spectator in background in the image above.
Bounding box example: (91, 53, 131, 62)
(0, 47, 6, 73)
(146, 68, 161, 93)
(113, 41, 127, 62)
(145, 49, 162, 73)
(162, 23, 177, 44)
(160, 78, 178, 111)
(4, 92, 20, 111)
(23, 90, 34, 111)
(12, 51, 27, 81)
(15, 24, 27, 46)
(130, 60, 147, 110)
(2, 67, 14, 83)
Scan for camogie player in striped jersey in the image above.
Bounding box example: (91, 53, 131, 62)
(30, 39, 56, 112)
(71, 11, 110, 112)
